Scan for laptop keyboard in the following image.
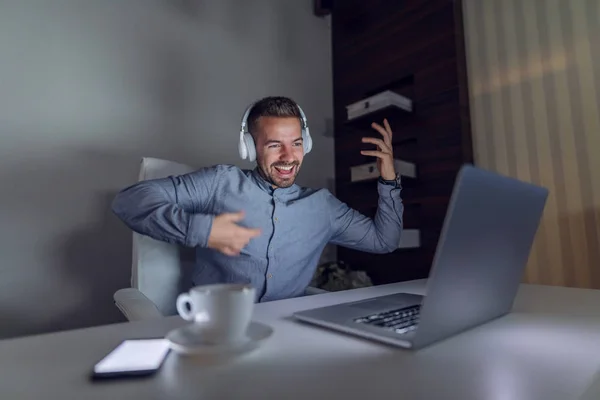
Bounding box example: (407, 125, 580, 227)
(353, 304, 421, 335)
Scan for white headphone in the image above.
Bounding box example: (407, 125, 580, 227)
(238, 101, 313, 162)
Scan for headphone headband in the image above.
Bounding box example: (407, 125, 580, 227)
(240, 102, 309, 137)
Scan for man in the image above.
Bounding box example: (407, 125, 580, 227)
(112, 96, 403, 302)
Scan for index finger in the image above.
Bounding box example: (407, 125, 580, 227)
(383, 118, 393, 138)
(371, 121, 391, 146)
(243, 227, 262, 238)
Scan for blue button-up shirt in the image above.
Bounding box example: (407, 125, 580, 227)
(112, 165, 404, 302)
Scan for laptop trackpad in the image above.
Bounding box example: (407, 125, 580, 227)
(349, 293, 422, 311)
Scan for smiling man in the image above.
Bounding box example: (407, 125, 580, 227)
(250, 104, 304, 188)
(112, 96, 404, 302)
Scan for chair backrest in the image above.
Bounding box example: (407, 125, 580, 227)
(131, 157, 197, 316)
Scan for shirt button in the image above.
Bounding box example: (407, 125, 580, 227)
(274, 217, 278, 222)
(268, 273, 273, 279)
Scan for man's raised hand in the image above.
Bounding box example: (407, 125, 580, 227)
(360, 118, 397, 181)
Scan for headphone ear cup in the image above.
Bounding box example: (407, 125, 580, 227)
(303, 128, 313, 155)
(243, 133, 256, 162)
(238, 132, 248, 160)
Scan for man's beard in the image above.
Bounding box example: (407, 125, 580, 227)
(260, 162, 300, 188)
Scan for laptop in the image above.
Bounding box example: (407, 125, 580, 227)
(293, 164, 549, 350)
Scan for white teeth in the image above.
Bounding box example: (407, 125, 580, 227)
(276, 165, 293, 171)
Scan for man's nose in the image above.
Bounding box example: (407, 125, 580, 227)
(280, 146, 294, 161)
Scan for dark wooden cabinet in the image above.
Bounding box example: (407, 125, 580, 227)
(331, 0, 473, 284)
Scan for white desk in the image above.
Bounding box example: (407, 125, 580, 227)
(2, 279, 600, 399)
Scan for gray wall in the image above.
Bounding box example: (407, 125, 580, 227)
(0, 0, 333, 339)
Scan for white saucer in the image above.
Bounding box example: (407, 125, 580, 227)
(165, 321, 273, 357)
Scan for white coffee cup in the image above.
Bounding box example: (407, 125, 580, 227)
(176, 283, 256, 345)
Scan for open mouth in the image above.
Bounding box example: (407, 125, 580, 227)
(273, 164, 296, 178)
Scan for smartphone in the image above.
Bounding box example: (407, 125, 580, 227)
(91, 338, 171, 380)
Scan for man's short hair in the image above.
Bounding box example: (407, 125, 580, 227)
(247, 96, 302, 136)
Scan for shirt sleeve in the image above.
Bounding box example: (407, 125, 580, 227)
(111, 166, 221, 248)
(327, 181, 404, 253)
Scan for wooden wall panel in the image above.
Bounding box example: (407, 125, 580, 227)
(331, 0, 473, 284)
